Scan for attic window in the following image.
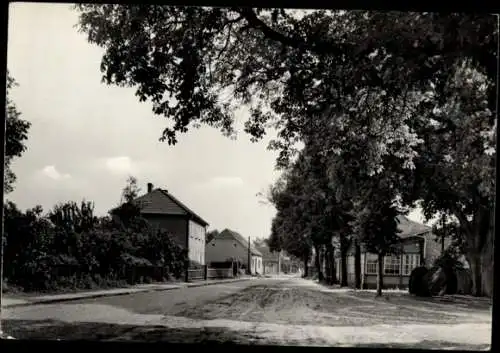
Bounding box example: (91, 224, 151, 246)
(212, 243, 215, 246)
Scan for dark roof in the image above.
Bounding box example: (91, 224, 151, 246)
(396, 215, 432, 239)
(346, 216, 432, 255)
(157, 189, 209, 226)
(111, 188, 209, 227)
(217, 229, 263, 256)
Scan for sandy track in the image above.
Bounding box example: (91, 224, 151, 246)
(2, 277, 492, 348)
(178, 279, 491, 326)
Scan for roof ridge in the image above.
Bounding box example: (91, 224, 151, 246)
(220, 228, 263, 256)
(155, 188, 209, 226)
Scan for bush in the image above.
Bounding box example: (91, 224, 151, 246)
(429, 250, 469, 296)
(409, 266, 430, 296)
(410, 249, 473, 298)
(2, 199, 189, 292)
(424, 266, 457, 296)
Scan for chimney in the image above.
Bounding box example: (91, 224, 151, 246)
(147, 182, 154, 193)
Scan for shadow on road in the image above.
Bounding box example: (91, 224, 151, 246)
(353, 341, 490, 350)
(345, 289, 492, 312)
(2, 319, 260, 344)
(2, 319, 490, 350)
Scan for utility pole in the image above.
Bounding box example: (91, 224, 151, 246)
(247, 236, 251, 275)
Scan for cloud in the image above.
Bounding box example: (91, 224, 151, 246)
(105, 156, 135, 175)
(209, 176, 244, 188)
(41, 165, 71, 180)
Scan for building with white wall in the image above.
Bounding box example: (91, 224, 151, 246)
(206, 229, 263, 274)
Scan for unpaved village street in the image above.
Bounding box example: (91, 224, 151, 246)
(2, 277, 492, 349)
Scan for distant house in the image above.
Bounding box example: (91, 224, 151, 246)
(110, 183, 209, 265)
(336, 215, 450, 289)
(254, 245, 299, 275)
(206, 229, 263, 275)
(255, 245, 280, 275)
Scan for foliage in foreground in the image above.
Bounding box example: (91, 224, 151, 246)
(2, 182, 188, 292)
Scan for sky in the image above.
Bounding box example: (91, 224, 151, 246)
(6, 3, 430, 241)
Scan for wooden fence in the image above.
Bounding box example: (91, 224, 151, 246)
(186, 265, 234, 282)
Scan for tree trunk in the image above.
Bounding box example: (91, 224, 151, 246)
(340, 234, 350, 287)
(314, 245, 324, 281)
(340, 244, 348, 287)
(303, 255, 309, 278)
(354, 240, 361, 289)
(331, 245, 337, 284)
(325, 242, 337, 285)
(376, 252, 384, 297)
(318, 245, 325, 282)
(467, 251, 483, 297)
(324, 244, 331, 283)
(481, 214, 494, 297)
(464, 210, 493, 297)
(457, 206, 493, 297)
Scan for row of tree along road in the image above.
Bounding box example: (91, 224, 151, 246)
(72, 8, 498, 298)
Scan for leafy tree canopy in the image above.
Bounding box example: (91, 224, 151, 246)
(75, 6, 496, 170)
(5, 72, 31, 193)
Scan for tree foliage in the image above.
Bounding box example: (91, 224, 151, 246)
(206, 229, 219, 243)
(266, 139, 355, 281)
(2, 179, 188, 292)
(75, 7, 495, 166)
(5, 72, 31, 193)
(75, 6, 496, 296)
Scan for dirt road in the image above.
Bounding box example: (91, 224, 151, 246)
(2, 277, 491, 349)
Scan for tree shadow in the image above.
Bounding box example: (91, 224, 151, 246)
(397, 294, 492, 312)
(344, 289, 492, 312)
(2, 319, 490, 350)
(1, 319, 256, 343)
(353, 340, 490, 350)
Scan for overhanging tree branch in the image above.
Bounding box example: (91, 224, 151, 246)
(238, 8, 348, 57)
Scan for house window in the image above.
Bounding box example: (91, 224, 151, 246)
(384, 255, 400, 275)
(366, 255, 378, 275)
(402, 254, 420, 275)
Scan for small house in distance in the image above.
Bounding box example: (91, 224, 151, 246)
(255, 245, 280, 275)
(337, 215, 450, 289)
(206, 229, 263, 275)
(254, 243, 299, 275)
(110, 183, 209, 266)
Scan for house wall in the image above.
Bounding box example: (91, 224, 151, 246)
(363, 274, 410, 289)
(206, 237, 250, 267)
(264, 261, 279, 275)
(143, 214, 187, 248)
(188, 220, 206, 265)
(337, 237, 425, 289)
(251, 255, 263, 274)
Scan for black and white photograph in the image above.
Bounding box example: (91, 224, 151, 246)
(0, 3, 496, 350)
